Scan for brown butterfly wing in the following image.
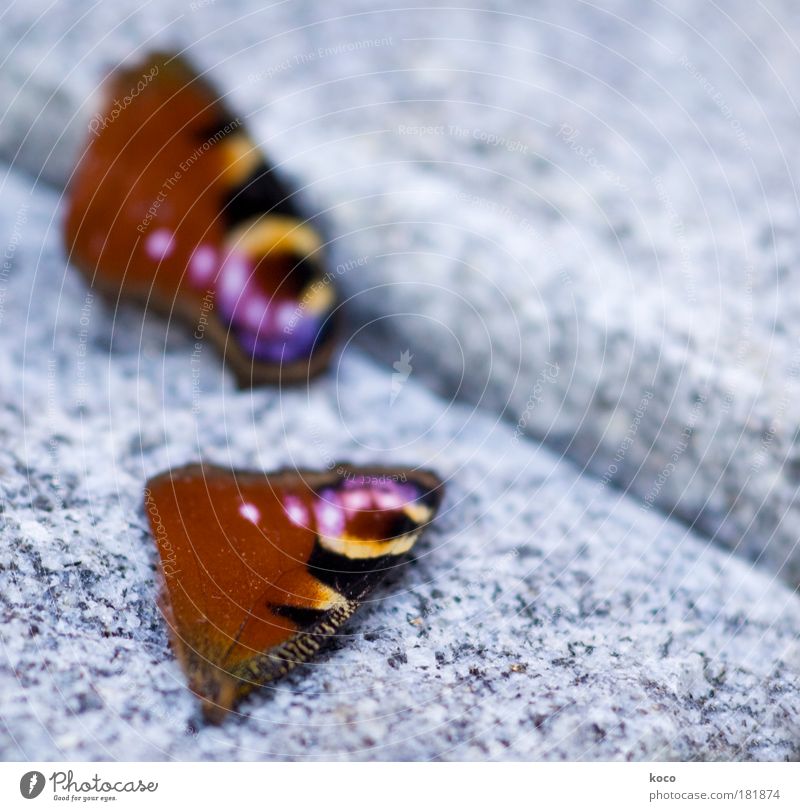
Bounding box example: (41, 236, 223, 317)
(64, 52, 337, 386)
(144, 464, 444, 722)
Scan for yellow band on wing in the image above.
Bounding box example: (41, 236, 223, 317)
(318, 531, 420, 560)
(226, 215, 323, 261)
(303, 281, 337, 316)
(218, 133, 262, 187)
(285, 580, 348, 612)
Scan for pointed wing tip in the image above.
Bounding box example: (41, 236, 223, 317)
(196, 673, 241, 726)
(200, 699, 231, 726)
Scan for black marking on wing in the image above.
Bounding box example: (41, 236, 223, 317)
(286, 258, 317, 291)
(270, 604, 330, 629)
(305, 541, 397, 602)
(387, 511, 422, 539)
(223, 163, 302, 226)
(417, 482, 445, 513)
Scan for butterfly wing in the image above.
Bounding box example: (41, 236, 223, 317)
(144, 463, 444, 722)
(64, 52, 337, 385)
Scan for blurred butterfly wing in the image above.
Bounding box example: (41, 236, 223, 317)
(66, 53, 231, 299)
(65, 52, 337, 385)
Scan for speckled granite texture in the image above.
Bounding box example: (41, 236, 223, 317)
(1, 168, 799, 760)
(3, 0, 800, 582)
(1, 1, 800, 760)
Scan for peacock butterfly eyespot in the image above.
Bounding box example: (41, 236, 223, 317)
(144, 463, 444, 723)
(64, 51, 338, 386)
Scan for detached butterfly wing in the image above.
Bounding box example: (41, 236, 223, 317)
(144, 464, 444, 722)
(64, 52, 337, 385)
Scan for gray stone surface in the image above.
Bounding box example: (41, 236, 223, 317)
(1, 1, 800, 761)
(1, 168, 799, 761)
(3, 0, 800, 582)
